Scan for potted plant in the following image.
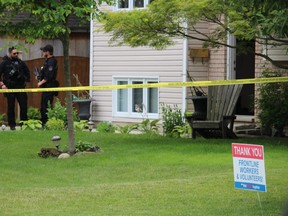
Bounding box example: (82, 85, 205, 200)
(72, 74, 94, 120)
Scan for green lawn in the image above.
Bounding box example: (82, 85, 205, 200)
(0, 131, 287, 215)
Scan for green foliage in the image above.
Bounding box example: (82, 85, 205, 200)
(74, 120, 88, 131)
(47, 99, 67, 122)
(75, 140, 99, 152)
(116, 124, 138, 134)
(0, 113, 6, 124)
(47, 99, 78, 123)
(20, 120, 42, 131)
(46, 117, 65, 131)
(27, 107, 41, 120)
(96, 122, 116, 133)
(172, 123, 191, 138)
(100, 0, 288, 68)
(161, 103, 185, 137)
(136, 119, 160, 134)
(256, 68, 288, 136)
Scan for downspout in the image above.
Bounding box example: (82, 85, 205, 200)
(226, 33, 236, 80)
(89, 14, 94, 120)
(89, 15, 94, 96)
(182, 32, 188, 116)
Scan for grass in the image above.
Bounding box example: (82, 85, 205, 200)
(0, 130, 287, 215)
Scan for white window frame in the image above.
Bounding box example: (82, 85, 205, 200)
(115, 0, 151, 10)
(112, 76, 159, 119)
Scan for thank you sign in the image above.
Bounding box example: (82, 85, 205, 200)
(232, 143, 266, 192)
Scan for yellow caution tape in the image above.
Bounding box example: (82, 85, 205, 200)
(0, 76, 288, 93)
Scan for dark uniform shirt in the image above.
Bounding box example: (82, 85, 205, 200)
(40, 56, 58, 88)
(0, 55, 30, 89)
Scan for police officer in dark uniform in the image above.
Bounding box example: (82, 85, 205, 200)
(0, 46, 30, 130)
(37, 44, 58, 125)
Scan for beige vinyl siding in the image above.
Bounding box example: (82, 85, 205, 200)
(186, 22, 210, 111)
(91, 22, 184, 123)
(187, 21, 209, 81)
(266, 44, 288, 61)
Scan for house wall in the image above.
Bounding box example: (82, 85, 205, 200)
(90, 22, 184, 123)
(186, 22, 227, 112)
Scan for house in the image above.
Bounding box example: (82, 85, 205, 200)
(89, 1, 288, 126)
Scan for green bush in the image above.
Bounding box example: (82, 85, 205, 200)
(161, 103, 185, 136)
(256, 68, 288, 136)
(136, 119, 160, 134)
(27, 107, 41, 120)
(75, 140, 100, 152)
(172, 123, 191, 138)
(74, 120, 88, 131)
(117, 124, 138, 134)
(97, 122, 116, 133)
(47, 99, 78, 123)
(46, 117, 65, 131)
(20, 120, 42, 130)
(0, 113, 6, 124)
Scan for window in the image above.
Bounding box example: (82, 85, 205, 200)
(113, 77, 159, 118)
(117, 0, 151, 10)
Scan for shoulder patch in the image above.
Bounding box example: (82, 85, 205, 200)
(48, 66, 53, 71)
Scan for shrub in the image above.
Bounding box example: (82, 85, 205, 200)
(47, 99, 78, 123)
(74, 120, 88, 131)
(97, 122, 116, 133)
(0, 113, 6, 124)
(172, 123, 191, 138)
(136, 119, 160, 134)
(117, 124, 138, 134)
(161, 103, 185, 136)
(256, 68, 288, 136)
(27, 107, 41, 120)
(46, 117, 65, 131)
(20, 120, 42, 130)
(75, 140, 100, 152)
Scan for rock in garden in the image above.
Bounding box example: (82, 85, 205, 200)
(58, 153, 70, 159)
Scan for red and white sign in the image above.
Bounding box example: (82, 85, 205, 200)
(232, 143, 266, 192)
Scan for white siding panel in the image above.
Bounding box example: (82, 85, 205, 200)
(91, 22, 184, 123)
(267, 45, 288, 61)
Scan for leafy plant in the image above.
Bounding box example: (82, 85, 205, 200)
(27, 107, 41, 120)
(256, 68, 288, 137)
(161, 103, 185, 137)
(117, 124, 138, 134)
(47, 99, 78, 123)
(97, 122, 116, 133)
(75, 140, 100, 152)
(136, 119, 160, 134)
(46, 117, 65, 131)
(172, 124, 191, 138)
(74, 120, 88, 131)
(20, 120, 42, 131)
(0, 113, 6, 124)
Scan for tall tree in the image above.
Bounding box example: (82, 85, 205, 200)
(101, 0, 288, 68)
(1, 0, 112, 154)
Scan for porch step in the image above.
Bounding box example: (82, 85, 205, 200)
(234, 123, 262, 136)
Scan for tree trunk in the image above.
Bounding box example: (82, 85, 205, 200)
(61, 33, 76, 154)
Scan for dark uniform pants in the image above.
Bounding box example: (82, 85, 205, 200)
(6, 92, 28, 127)
(40, 92, 55, 125)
